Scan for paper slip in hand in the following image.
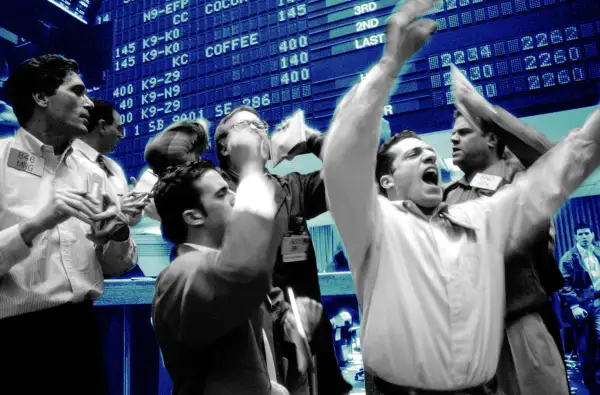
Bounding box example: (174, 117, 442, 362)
(270, 110, 306, 167)
(87, 173, 105, 201)
(451, 64, 497, 135)
(134, 169, 159, 194)
(287, 287, 315, 373)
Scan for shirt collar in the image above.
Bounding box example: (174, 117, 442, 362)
(71, 138, 101, 163)
(389, 199, 476, 230)
(577, 243, 595, 257)
(15, 127, 53, 157)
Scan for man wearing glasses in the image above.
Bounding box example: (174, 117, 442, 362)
(214, 106, 352, 394)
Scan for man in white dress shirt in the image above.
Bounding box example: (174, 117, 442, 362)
(73, 98, 149, 226)
(0, 54, 137, 395)
(322, 0, 600, 393)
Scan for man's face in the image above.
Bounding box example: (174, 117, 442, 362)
(194, 169, 236, 237)
(385, 137, 442, 208)
(99, 110, 124, 154)
(576, 228, 594, 249)
(450, 115, 491, 172)
(224, 110, 270, 164)
(45, 72, 94, 136)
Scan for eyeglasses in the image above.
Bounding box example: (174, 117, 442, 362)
(231, 120, 269, 133)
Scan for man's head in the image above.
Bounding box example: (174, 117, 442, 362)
(450, 110, 505, 174)
(214, 106, 270, 170)
(85, 99, 123, 154)
(376, 130, 442, 207)
(575, 222, 595, 249)
(153, 160, 236, 246)
(5, 54, 93, 137)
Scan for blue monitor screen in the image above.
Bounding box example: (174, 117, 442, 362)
(90, 0, 600, 178)
(48, 0, 93, 23)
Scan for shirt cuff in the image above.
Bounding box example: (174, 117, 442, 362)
(233, 171, 277, 219)
(0, 224, 32, 266)
(571, 304, 580, 311)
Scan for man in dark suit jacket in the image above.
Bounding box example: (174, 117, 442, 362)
(214, 105, 352, 394)
(559, 222, 600, 394)
(151, 129, 319, 394)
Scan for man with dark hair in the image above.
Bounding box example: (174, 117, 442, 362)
(323, 0, 600, 393)
(0, 54, 137, 394)
(73, 98, 148, 226)
(214, 105, 351, 393)
(375, 130, 420, 195)
(152, 129, 322, 395)
(559, 222, 600, 394)
(135, 118, 211, 222)
(443, 68, 568, 395)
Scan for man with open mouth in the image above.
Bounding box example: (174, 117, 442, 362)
(322, 0, 600, 394)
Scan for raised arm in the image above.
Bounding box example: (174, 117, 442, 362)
(478, 108, 600, 255)
(154, 170, 279, 348)
(487, 106, 555, 168)
(322, 0, 437, 269)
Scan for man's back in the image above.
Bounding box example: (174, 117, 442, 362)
(153, 248, 274, 395)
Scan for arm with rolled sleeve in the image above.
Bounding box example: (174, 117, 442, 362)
(322, 63, 394, 275)
(153, 171, 281, 348)
(478, 109, 600, 257)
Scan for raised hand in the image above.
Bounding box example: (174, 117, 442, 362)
(380, 0, 438, 78)
(227, 127, 265, 174)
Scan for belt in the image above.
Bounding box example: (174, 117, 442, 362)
(373, 376, 499, 395)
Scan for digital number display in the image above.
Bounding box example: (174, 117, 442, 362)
(90, 0, 600, 178)
(48, 0, 92, 23)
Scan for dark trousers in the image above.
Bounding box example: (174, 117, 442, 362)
(314, 316, 353, 394)
(0, 301, 108, 395)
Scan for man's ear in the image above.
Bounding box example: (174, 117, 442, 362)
(486, 132, 499, 151)
(379, 174, 395, 191)
(182, 209, 205, 227)
(97, 119, 107, 135)
(32, 92, 49, 108)
(219, 142, 230, 157)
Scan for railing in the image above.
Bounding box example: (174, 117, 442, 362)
(94, 272, 356, 395)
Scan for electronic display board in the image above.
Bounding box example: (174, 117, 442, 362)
(48, 0, 94, 23)
(90, 0, 600, 179)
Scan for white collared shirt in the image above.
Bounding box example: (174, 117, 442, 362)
(0, 128, 137, 319)
(576, 243, 600, 291)
(322, 63, 600, 389)
(71, 139, 129, 205)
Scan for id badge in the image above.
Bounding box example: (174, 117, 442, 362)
(7, 148, 44, 177)
(469, 173, 502, 191)
(281, 234, 310, 263)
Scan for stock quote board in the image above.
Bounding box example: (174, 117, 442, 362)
(48, 0, 94, 23)
(90, 0, 600, 178)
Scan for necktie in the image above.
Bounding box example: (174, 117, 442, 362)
(97, 155, 112, 177)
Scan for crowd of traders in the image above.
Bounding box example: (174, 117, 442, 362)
(2, 0, 600, 394)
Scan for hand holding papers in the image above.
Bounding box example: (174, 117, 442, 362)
(284, 288, 322, 375)
(270, 110, 309, 167)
